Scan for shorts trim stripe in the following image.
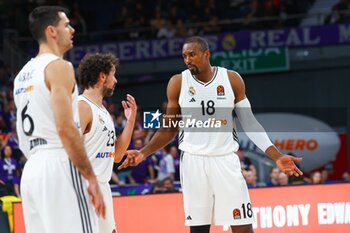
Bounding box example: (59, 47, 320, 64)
(73, 165, 93, 233)
(232, 128, 239, 143)
(69, 161, 92, 233)
(77, 172, 93, 233)
(178, 131, 184, 145)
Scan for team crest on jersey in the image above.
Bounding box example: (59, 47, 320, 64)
(217, 85, 225, 96)
(98, 115, 105, 124)
(188, 86, 196, 96)
(233, 208, 241, 220)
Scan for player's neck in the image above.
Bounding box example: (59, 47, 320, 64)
(194, 65, 215, 83)
(82, 89, 104, 108)
(37, 43, 64, 58)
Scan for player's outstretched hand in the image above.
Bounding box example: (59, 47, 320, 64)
(118, 150, 145, 170)
(122, 94, 137, 122)
(87, 178, 106, 219)
(276, 155, 303, 177)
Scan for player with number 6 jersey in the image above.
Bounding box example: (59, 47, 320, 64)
(13, 6, 104, 233)
(14, 53, 72, 156)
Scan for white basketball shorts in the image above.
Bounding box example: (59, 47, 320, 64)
(20, 148, 99, 233)
(180, 152, 255, 226)
(98, 181, 116, 233)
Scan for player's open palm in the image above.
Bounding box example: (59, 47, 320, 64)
(122, 94, 137, 122)
(276, 155, 303, 177)
(87, 180, 106, 219)
(118, 150, 145, 170)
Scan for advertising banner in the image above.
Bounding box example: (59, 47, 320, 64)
(65, 24, 350, 67)
(14, 183, 350, 233)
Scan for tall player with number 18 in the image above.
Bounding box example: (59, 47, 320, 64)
(119, 36, 303, 233)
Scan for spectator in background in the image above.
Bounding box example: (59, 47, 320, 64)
(114, 111, 126, 136)
(162, 177, 178, 193)
(0, 136, 6, 152)
(3, 99, 16, 127)
(342, 2, 350, 23)
(244, 0, 262, 29)
(150, 10, 166, 36)
(151, 177, 178, 194)
(111, 5, 129, 29)
(310, 171, 322, 184)
(110, 168, 125, 186)
(169, 145, 180, 181)
(0, 146, 19, 195)
(157, 20, 176, 38)
(6, 120, 26, 175)
(342, 170, 350, 182)
(167, 4, 184, 26)
(244, 170, 261, 188)
(0, 115, 8, 133)
(175, 19, 188, 37)
(261, 0, 280, 28)
(277, 172, 290, 186)
(266, 167, 280, 186)
(142, 130, 164, 179)
(157, 144, 175, 181)
(70, 3, 87, 35)
(325, 0, 350, 24)
(130, 138, 156, 184)
(321, 168, 331, 183)
(151, 180, 165, 194)
(237, 149, 257, 176)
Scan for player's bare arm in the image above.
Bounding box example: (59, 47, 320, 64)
(47, 60, 95, 179)
(228, 70, 303, 177)
(227, 70, 247, 103)
(118, 74, 182, 169)
(78, 100, 93, 134)
(114, 94, 137, 162)
(46, 60, 105, 217)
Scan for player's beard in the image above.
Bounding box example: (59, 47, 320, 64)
(189, 65, 199, 75)
(103, 87, 114, 97)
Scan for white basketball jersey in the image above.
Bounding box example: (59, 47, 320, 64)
(78, 96, 116, 183)
(13, 53, 80, 158)
(178, 67, 239, 156)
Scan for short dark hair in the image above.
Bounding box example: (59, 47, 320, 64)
(78, 53, 119, 90)
(184, 36, 209, 52)
(29, 6, 67, 42)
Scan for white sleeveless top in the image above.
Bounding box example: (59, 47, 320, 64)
(78, 96, 116, 183)
(13, 53, 80, 158)
(178, 67, 239, 156)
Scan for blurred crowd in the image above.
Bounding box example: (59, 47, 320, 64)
(0, 0, 319, 41)
(0, 61, 23, 198)
(325, 0, 350, 24)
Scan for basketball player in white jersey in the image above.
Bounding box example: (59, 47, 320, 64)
(119, 36, 303, 233)
(77, 53, 137, 233)
(13, 6, 105, 233)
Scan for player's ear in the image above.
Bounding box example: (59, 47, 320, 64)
(204, 49, 210, 59)
(46, 25, 57, 39)
(98, 72, 106, 82)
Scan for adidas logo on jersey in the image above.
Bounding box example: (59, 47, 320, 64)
(189, 98, 196, 102)
(186, 216, 192, 220)
(102, 126, 108, 132)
